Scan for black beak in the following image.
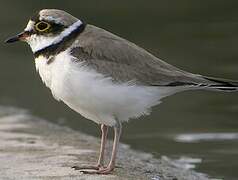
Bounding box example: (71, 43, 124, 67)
(5, 31, 29, 43)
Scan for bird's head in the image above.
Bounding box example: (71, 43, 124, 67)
(5, 9, 85, 54)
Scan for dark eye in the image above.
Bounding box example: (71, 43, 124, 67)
(35, 21, 51, 32)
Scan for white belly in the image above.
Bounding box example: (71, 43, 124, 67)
(35, 50, 168, 126)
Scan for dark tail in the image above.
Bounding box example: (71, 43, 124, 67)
(202, 76, 238, 92)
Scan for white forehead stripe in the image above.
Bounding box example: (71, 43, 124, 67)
(29, 20, 83, 53)
(25, 20, 35, 31)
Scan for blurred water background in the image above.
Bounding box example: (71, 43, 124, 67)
(0, 1, 238, 179)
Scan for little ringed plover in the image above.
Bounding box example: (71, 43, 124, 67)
(5, 9, 238, 174)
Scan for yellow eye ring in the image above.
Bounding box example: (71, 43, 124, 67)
(35, 21, 51, 32)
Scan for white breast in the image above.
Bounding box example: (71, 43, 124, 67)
(35, 50, 170, 126)
(35, 52, 70, 101)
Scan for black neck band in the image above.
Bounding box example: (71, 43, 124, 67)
(34, 23, 86, 58)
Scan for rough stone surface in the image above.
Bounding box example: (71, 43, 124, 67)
(0, 106, 209, 180)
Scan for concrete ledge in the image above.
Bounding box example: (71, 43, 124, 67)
(0, 106, 209, 180)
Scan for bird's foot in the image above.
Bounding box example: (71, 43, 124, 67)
(79, 166, 114, 174)
(71, 164, 102, 170)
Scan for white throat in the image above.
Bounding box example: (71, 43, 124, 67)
(26, 20, 83, 53)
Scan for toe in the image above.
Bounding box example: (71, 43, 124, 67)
(97, 168, 113, 174)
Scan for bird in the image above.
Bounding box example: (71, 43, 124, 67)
(5, 9, 238, 174)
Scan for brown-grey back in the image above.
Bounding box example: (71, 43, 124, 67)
(71, 24, 209, 86)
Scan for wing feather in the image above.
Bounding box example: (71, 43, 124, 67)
(71, 24, 209, 86)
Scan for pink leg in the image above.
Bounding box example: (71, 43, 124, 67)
(97, 124, 109, 166)
(80, 121, 122, 174)
(72, 124, 108, 170)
